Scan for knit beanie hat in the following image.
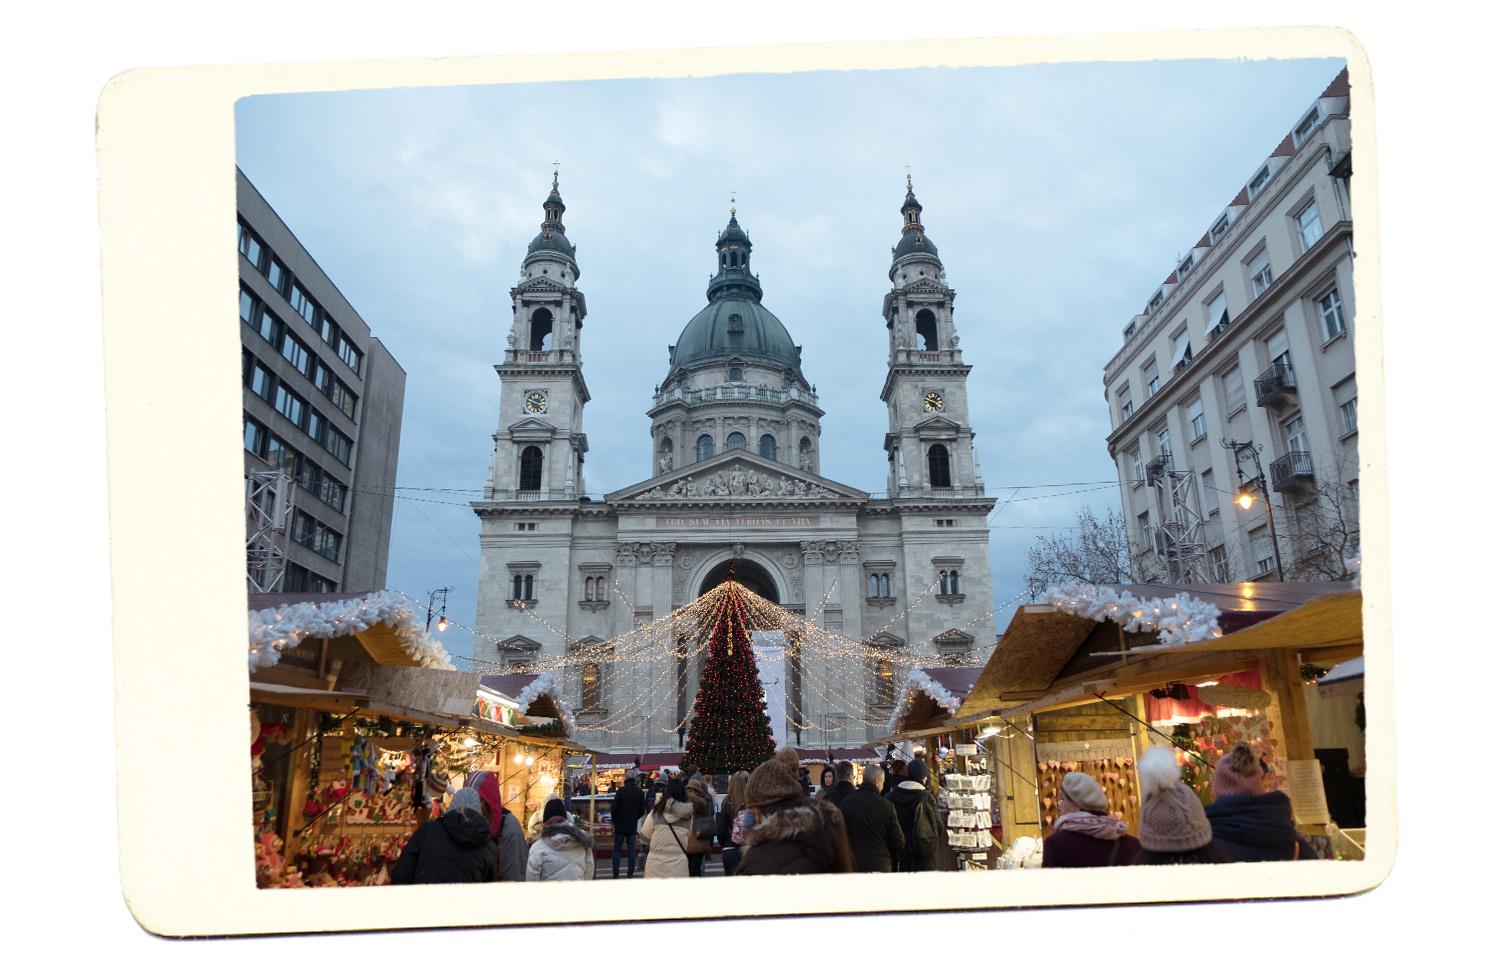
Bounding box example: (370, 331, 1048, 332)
(774, 746, 801, 770)
(449, 787, 484, 819)
(543, 797, 567, 825)
(746, 755, 802, 808)
(1060, 771, 1109, 812)
(1136, 747, 1213, 853)
(906, 759, 929, 784)
(1212, 742, 1266, 798)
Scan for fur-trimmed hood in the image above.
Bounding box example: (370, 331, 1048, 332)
(744, 802, 830, 849)
(539, 819, 595, 851)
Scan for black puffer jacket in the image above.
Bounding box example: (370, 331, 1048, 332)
(824, 780, 857, 808)
(613, 779, 646, 837)
(1205, 791, 1311, 862)
(391, 808, 497, 884)
(736, 797, 853, 876)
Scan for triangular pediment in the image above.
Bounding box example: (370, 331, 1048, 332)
(513, 277, 574, 295)
(912, 415, 962, 434)
(607, 450, 869, 504)
(933, 628, 976, 646)
(507, 416, 558, 434)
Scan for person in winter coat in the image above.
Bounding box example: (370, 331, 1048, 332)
(824, 761, 858, 808)
(1041, 772, 1141, 868)
(1205, 742, 1314, 862)
(887, 758, 941, 872)
(465, 769, 528, 881)
(815, 766, 837, 800)
(639, 778, 695, 878)
(1134, 746, 1229, 865)
(838, 763, 904, 872)
(683, 777, 715, 876)
(391, 787, 497, 884)
(718, 770, 751, 876)
(527, 798, 596, 881)
(736, 747, 853, 876)
(881, 759, 906, 795)
(611, 769, 647, 878)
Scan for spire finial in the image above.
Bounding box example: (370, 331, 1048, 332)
(730, 190, 736, 216)
(905, 164, 913, 196)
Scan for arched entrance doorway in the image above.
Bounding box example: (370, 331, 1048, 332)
(689, 558, 802, 747)
(697, 558, 780, 605)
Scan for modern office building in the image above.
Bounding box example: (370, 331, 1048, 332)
(238, 168, 407, 594)
(472, 175, 998, 752)
(1103, 68, 1358, 585)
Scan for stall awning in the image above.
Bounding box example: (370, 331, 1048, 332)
(794, 748, 882, 765)
(636, 754, 682, 772)
(955, 582, 1360, 722)
(249, 681, 519, 736)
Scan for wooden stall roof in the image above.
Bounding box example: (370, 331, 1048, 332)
(249, 590, 431, 668)
(955, 582, 1358, 721)
(478, 673, 567, 727)
(888, 666, 983, 735)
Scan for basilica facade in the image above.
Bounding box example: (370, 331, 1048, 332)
(472, 175, 997, 753)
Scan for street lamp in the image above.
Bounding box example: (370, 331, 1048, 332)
(426, 586, 453, 632)
(1220, 439, 1285, 582)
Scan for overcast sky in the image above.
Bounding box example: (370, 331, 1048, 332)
(236, 55, 1345, 668)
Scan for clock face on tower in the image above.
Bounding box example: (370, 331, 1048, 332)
(524, 390, 548, 414)
(923, 390, 944, 412)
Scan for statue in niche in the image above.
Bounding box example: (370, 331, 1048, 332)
(799, 453, 813, 472)
(659, 453, 673, 474)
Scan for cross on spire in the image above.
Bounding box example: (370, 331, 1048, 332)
(730, 191, 736, 215)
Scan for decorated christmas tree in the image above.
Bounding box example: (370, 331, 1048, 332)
(683, 581, 777, 774)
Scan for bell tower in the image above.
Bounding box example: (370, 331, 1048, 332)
(487, 172, 590, 500)
(879, 175, 984, 498)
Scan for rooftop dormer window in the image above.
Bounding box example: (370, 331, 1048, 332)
(728, 313, 744, 333)
(1293, 106, 1321, 147)
(1209, 214, 1230, 244)
(1248, 164, 1271, 199)
(1147, 290, 1164, 313)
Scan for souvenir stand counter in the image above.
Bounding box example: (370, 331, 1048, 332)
(946, 581, 1367, 864)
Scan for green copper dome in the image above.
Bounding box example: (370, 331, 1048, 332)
(667, 213, 803, 377)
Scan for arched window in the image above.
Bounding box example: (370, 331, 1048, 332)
(949, 570, 960, 595)
(584, 577, 595, 601)
(759, 434, 777, 460)
(938, 570, 948, 595)
(529, 308, 554, 352)
(727, 432, 746, 451)
(594, 576, 608, 602)
(696, 435, 714, 462)
(915, 308, 938, 351)
(869, 575, 880, 598)
(928, 444, 951, 487)
(519, 446, 544, 491)
(876, 660, 895, 707)
(880, 574, 890, 598)
(512, 573, 534, 601)
(582, 663, 600, 710)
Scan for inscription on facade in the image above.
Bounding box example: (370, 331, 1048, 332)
(655, 515, 821, 528)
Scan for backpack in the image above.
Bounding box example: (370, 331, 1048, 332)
(911, 797, 941, 858)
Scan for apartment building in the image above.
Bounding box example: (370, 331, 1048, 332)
(1103, 68, 1358, 584)
(238, 168, 407, 594)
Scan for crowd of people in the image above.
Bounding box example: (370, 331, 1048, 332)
(1040, 742, 1315, 867)
(388, 740, 1312, 883)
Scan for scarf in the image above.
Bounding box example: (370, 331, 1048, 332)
(1052, 810, 1129, 841)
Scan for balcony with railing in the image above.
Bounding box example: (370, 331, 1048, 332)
(504, 348, 580, 366)
(1255, 362, 1297, 407)
(1269, 450, 1314, 492)
(652, 383, 818, 408)
(890, 347, 964, 367)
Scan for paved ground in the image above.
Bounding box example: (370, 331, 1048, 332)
(601, 851, 726, 877)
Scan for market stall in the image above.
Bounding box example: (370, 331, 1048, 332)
(947, 581, 1364, 864)
(247, 590, 524, 888)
